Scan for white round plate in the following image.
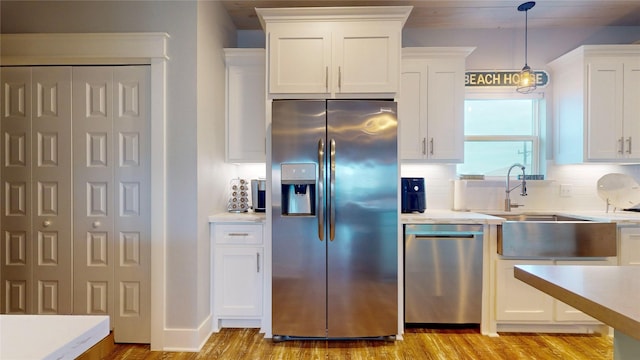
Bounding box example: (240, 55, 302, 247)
(596, 173, 640, 209)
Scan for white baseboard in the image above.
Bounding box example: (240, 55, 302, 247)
(161, 315, 213, 352)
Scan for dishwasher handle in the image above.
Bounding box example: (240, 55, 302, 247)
(413, 234, 478, 240)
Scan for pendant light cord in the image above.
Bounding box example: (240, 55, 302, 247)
(524, 9, 528, 67)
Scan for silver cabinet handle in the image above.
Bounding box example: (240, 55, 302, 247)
(422, 138, 426, 155)
(256, 252, 260, 273)
(228, 233, 249, 237)
(430, 138, 434, 155)
(318, 139, 325, 241)
(619, 137, 625, 154)
(325, 66, 329, 93)
(627, 137, 633, 154)
(329, 139, 336, 241)
(338, 66, 342, 91)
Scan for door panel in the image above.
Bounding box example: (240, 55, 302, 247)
(1, 67, 33, 314)
(31, 67, 72, 314)
(73, 67, 115, 324)
(271, 100, 328, 337)
(112, 66, 151, 343)
(1, 67, 72, 315)
(326, 100, 398, 337)
(73, 66, 150, 343)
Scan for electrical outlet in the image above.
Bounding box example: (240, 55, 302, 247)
(560, 184, 572, 197)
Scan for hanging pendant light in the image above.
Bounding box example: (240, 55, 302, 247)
(516, 1, 536, 94)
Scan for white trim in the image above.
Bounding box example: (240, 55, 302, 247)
(0, 33, 169, 65)
(162, 315, 213, 352)
(0, 32, 169, 351)
(256, 6, 413, 29)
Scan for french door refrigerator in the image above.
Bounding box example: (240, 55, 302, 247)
(271, 99, 398, 340)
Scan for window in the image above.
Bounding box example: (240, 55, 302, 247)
(457, 97, 541, 177)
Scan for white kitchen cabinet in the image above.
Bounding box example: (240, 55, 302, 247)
(620, 226, 640, 266)
(224, 49, 266, 163)
(554, 259, 616, 322)
(496, 258, 615, 324)
(399, 48, 473, 162)
(257, 6, 411, 98)
(549, 45, 640, 163)
(496, 259, 554, 322)
(211, 222, 264, 331)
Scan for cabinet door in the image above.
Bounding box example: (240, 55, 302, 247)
(399, 60, 427, 160)
(496, 259, 554, 322)
(225, 50, 266, 162)
(623, 57, 640, 160)
(426, 59, 465, 162)
(214, 247, 263, 317)
(333, 22, 400, 94)
(620, 227, 640, 266)
(554, 259, 615, 322)
(268, 25, 331, 94)
(587, 60, 624, 160)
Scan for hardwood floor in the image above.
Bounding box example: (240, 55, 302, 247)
(105, 327, 613, 359)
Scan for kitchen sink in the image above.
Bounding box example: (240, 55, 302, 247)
(495, 214, 591, 222)
(485, 213, 617, 257)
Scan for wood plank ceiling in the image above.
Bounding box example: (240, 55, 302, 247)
(221, 0, 640, 30)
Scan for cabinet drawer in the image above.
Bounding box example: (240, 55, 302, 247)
(214, 224, 263, 245)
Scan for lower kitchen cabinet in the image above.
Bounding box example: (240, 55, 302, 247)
(620, 226, 640, 265)
(496, 258, 615, 324)
(211, 222, 264, 331)
(496, 260, 554, 322)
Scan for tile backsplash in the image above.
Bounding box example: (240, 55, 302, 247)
(401, 162, 640, 212)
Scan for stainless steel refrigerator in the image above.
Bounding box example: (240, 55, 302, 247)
(271, 99, 398, 340)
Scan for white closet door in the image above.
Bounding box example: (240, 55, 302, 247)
(1, 67, 34, 314)
(31, 67, 73, 314)
(112, 66, 151, 343)
(1, 67, 72, 315)
(72, 66, 150, 343)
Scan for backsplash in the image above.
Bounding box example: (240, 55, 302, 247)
(233, 162, 640, 212)
(402, 162, 640, 212)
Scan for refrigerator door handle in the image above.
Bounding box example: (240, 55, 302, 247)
(329, 138, 336, 241)
(318, 139, 325, 241)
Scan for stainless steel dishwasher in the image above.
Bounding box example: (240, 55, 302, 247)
(404, 224, 483, 324)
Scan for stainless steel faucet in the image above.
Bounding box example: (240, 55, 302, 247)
(505, 163, 527, 211)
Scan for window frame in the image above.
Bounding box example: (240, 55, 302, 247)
(460, 91, 543, 177)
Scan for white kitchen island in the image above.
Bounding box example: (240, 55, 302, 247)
(0, 314, 110, 360)
(515, 265, 640, 360)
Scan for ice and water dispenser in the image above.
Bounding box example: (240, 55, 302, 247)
(281, 163, 316, 216)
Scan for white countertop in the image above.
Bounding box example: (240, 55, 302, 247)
(0, 315, 109, 360)
(209, 211, 266, 223)
(208, 209, 640, 225)
(401, 209, 504, 225)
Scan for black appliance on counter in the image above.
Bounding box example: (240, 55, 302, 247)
(401, 177, 426, 213)
(251, 179, 266, 212)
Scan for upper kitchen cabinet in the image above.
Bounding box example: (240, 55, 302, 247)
(256, 6, 412, 98)
(399, 47, 474, 162)
(549, 45, 640, 164)
(224, 49, 266, 163)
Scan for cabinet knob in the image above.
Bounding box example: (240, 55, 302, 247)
(43, 220, 52, 228)
(92, 221, 101, 228)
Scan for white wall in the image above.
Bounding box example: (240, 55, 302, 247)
(1, 0, 236, 349)
(196, 0, 237, 339)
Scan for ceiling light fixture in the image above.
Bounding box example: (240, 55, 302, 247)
(516, 1, 536, 94)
